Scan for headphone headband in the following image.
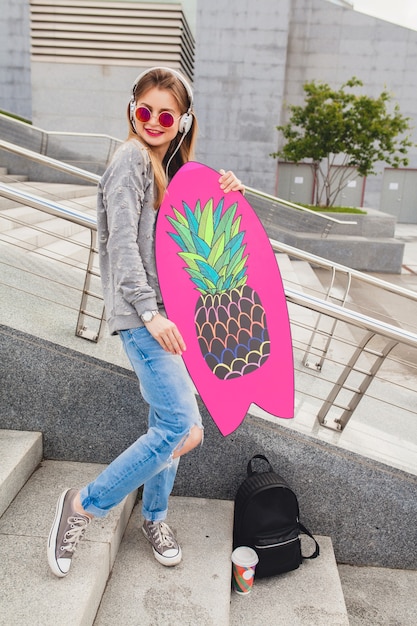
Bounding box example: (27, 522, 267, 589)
(131, 66, 193, 111)
(130, 66, 194, 136)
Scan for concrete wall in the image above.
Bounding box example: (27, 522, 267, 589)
(1, 324, 416, 570)
(283, 0, 417, 211)
(1, 0, 417, 214)
(194, 0, 417, 208)
(0, 0, 31, 119)
(31, 63, 137, 142)
(194, 0, 291, 193)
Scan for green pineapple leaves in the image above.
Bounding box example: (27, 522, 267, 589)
(167, 198, 248, 295)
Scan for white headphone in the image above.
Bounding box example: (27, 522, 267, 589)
(129, 66, 194, 135)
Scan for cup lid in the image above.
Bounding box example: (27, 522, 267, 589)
(231, 546, 259, 567)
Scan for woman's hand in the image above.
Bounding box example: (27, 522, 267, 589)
(145, 313, 186, 355)
(219, 169, 245, 194)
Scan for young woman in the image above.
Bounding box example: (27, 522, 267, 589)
(47, 67, 244, 577)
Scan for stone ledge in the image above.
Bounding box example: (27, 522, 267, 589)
(1, 325, 416, 570)
(249, 197, 404, 272)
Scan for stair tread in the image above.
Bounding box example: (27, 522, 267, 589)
(94, 497, 234, 626)
(0, 425, 412, 625)
(230, 535, 349, 626)
(0, 174, 28, 182)
(0, 180, 96, 200)
(0, 458, 136, 626)
(277, 252, 327, 296)
(0, 429, 42, 516)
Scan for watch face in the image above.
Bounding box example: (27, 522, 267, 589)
(142, 310, 158, 323)
(142, 311, 153, 322)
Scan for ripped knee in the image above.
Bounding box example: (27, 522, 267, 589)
(172, 425, 203, 459)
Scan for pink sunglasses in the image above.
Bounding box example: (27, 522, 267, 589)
(135, 106, 177, 128)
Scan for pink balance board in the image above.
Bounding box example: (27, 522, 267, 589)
(156, 162, 294, 436)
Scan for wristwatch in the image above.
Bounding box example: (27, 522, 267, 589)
(140, 309, 159, 323)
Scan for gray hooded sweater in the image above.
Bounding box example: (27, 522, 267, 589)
(97, 139, 163, 335)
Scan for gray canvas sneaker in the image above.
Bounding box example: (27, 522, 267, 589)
(47, 488, 91, 577)
(142, 519, 182, 566)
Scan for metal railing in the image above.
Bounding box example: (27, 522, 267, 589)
(245, 185, 358, 230)
(1, 141, 417, 437)
(0, 115, 121, 175)
(269, 239, 417, 371)
(0, 139, 102, 184)
(0, 180, 104, 342)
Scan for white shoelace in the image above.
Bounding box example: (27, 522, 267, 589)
(61, 515, 89, 553)
(150, 522, 176, 549)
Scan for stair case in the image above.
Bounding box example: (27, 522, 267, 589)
(0, 175, 97, 265)
(0, 429, 349, 625)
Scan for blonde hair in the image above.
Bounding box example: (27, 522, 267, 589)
(127, 67, 198, 208)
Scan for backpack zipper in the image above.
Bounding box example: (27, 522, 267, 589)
(255, 537, 299, 549)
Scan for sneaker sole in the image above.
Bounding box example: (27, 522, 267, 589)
(47, 488, 71, 577)
(142, 526, 182, 566)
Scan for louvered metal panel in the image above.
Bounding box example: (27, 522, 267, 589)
(30, 0, 194, 79)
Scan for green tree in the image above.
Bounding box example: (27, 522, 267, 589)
(271, 77, 414, 207)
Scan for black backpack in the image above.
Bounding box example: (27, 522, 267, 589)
(233, 454, 320, 578)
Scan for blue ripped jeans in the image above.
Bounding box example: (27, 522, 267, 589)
(79, 326, 202, 521)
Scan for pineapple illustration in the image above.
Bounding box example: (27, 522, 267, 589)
(167, 197, 270, 380)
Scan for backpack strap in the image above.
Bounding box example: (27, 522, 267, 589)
(247, 454, 274, 476)
(299, 523, 320, 559)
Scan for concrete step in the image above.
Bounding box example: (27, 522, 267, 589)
(0, 434, 413, 625)
(0, 181, 96, 205)
(251, 196, 404, 271)
(0, 174, 28, 183)
(278, 253, 325, 295)
(0, 216, 88, 248)
(230, 536, 349, 626)
(276, 253, 345, 367)
(0, 428, 346, 626)
(38, 233, 91, 266)
(0, 458, 136, 626)
(0, 204, 55, 230)
(338, 563, 417, 626)
(94, 493, 346, 626)
(0, 194, 97, 229)
(0, 181, 96, 240)
(276, 253, 321, 350)
(0, 181, 97, 258)
(0, 429, 42, 516)
(94, 497, 234, 626)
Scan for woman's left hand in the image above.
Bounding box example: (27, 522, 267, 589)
(219, 169, 245, 194)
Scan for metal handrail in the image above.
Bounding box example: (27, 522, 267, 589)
(285, 286, 417, 430)
(1, 183, 416, 345)
(1, 180, 414, 348)
(285, 287, 417, 348)
(1, 136, 357, 227)
(1, 138, 417, 339)
(0, 138, 416, 307)
(0, 180, 102, 340)
(245, 186, 358, 226)
(0, 112, 121, 160)
(1, 180, 416, 433)
(270, 238, 417, 302)
(0, 139, 100, 185)
(0, 182, 96, 229)
(0, 137, 415, 308)
(0, 113, 120, 145)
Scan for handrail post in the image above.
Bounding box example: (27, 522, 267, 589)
(303, 269, 352, 371)
(76, 230, 105, 342)
(317, 332, 398, 431)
